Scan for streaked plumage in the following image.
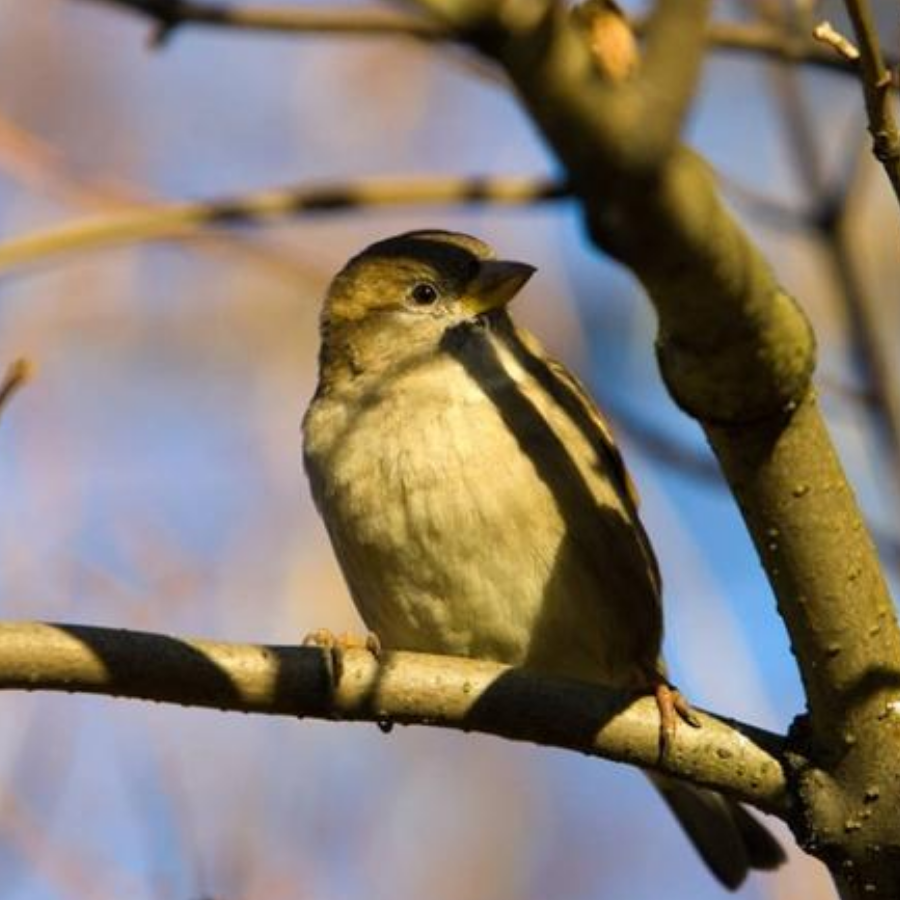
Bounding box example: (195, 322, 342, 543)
(303, 231, 784, 889)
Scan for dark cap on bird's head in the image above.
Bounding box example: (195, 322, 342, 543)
(324, 230, 536, 326)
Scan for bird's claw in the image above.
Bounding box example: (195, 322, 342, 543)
(302, 628, 382, 686)
(653, 681, 701, 759)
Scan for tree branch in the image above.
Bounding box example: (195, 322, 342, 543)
(0, 174, 566, 275)
(70, 0, 898, 85)
(841, 1, 900, 206)
(0, 359, 33, 421)
(0, 110, 334, 287)
(637, 0, 709, 159)
(0, 621, 789, 815)
(749, 29, 900, 575)
(75, 0, 446, 42)
(403, 0, 900, 891)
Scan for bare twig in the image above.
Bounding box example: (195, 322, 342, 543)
(761, 22, 900, 537)
(812, 20, 860, 61)
(74, 0, 446, 43)
(840, 2, 900, 205)
(0, 175, 566, 275)
(0, 111, 330, 286)
(0, 621, 790, 814)
(698, 18, 890, 76)
(0, 359, 33, 421)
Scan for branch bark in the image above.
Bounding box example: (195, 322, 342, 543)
(0, 175, 565, 275)
(0, 621, 789, 814)
(72, 0, 900, 86)
(404, 0, 900, 894)
(842, 0, 900, 207)
(0, 359, 32, 420)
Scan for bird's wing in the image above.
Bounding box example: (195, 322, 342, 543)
(541, 354, 641, 509)
(504, 325, 663, 598)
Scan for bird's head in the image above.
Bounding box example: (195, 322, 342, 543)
(319, 231, 535, 376)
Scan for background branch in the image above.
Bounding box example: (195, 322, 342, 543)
(0, 359, 33, 421)
(76, 0, 446, 41)
(842, 0, 900, 204)
(71, 0, 898, 84)
(0, 110, 334, 286)
(0, 175, 566, 275)
(755, 8, 900, 571)
(0, 621, 789, 815)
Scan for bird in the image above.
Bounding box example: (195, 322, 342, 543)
(302, 230, 785, 889)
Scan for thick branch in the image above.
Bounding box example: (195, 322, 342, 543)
(0, 621, 789, 814)
(413, 0, 899, 727)
(405, 0, 900, 890)
(0, 175, 565, 275)
(637, 0, 709, 157)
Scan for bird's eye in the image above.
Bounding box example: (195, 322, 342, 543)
(410, 282, 439, 305)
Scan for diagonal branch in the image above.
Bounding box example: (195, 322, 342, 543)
(0, 110, 334, 286)
(841, 0, 900, 206)
(757, 17, 900, 555)
(0, 621, 790, 815)
(0, 359, 33, 421)
(0, 174, 566, 275)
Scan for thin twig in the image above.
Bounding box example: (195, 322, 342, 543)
(700, 18, 879, 75)
(0, 175, 567, 275)
(0, 621, 791, 814)
(840, 2, 900, 205)
(0, 359, 33, 421)
(0, 111, 331, 286)
(812, 20, 860, 61)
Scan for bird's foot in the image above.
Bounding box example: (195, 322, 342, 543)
(652, 680, 701, 759)
(302, 628, 382, 686)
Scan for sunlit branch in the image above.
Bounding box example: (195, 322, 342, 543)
(841, 0, 900, 205)
(0, 621, 790, 815)
(0, 112, 331, 286)
(69, 0, 898, 85)
(0, 175, 567, 275)
(760, 36, 900, 545)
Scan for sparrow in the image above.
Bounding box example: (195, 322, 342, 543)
(302, 230, 785, 889)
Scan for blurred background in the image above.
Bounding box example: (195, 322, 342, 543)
(1, 0, 898, 898)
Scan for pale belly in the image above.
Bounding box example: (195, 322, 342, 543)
(303, 341, 661, 687)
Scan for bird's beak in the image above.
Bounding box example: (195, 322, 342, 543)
(462, 260, 536, 317)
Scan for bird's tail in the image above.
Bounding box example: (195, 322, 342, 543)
(650, 774, 787, 890)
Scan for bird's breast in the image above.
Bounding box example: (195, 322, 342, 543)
(303, 330, 661, 684)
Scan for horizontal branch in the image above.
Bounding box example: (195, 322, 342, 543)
(76, 0, 446, 40)
(0, 621, 790, 815)
(700, 19, 890, 77)
(0, 174, 566, 275)
(71, 0, 897, 83)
